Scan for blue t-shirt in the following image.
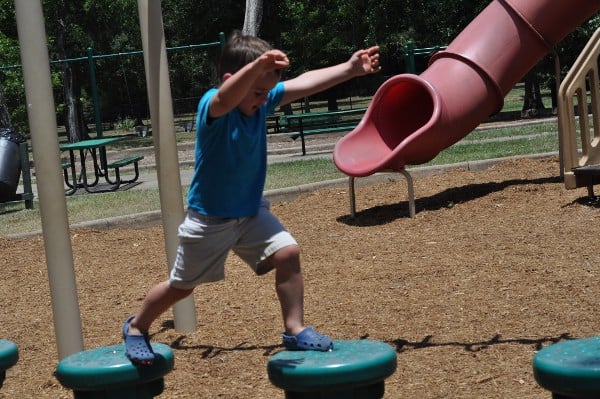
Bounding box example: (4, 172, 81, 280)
(187, 81, 285, 217)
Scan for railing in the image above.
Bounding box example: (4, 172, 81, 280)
(558, 28, 600, 192)
(403, 40, 447, 74)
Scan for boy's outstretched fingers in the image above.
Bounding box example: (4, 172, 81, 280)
(369, 47, 381, 68)
(367, 45, 380, 55)
(262, 49, 290, 70)
(360, 46, 381, 74)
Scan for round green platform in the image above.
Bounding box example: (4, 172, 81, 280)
(0, 340, 18, 371)
(268, 339, 397, 398)
(55, 343, 174, 399)
(0, 340, 18, 389)
(533, 336, 600, 399)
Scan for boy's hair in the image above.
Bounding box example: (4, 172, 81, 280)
(218, 30, 281, 82)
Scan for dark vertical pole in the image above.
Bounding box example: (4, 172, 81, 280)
(405, 40, 415, 74)
(87, 47, 103, 138)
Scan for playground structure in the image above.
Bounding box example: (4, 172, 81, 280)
(557, 27, 600, 196)
(334, 0, 600, 215)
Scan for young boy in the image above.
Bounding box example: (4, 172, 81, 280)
(122, 31, 381, 365)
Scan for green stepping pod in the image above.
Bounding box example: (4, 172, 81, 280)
(55, 343, 174, 399)
(534, 336, 600, 398)
(0, 339, 18, 389)
(268, 339, 397, 399)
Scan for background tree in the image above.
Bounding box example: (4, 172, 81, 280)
(536, 14, 600, 114)
(0, 0, 25, 132)
(0, 81, 11, 128)
(276, 0, 378, 111)
(162, 0, 243, 114)
(52, 1, 89, 141)
(0, 0, 597, 135)
(242, 0, 262, 36)
(522, 68, 545, 117)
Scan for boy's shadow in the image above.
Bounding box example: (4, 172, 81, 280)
(338, 175, 562, 227)
(155, 320, 281, 358)
(388, 331, 572, 353)
(157, 319, 573, 357)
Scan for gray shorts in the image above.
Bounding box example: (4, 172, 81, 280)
(169, 199, 297, 289)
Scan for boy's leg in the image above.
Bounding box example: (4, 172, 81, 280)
(235, 201, 333, 351)
(124, 210, 233, 364)
(260, 244, 305, 336)
(261, 245, 333, 351)
(123, 281, 192, 365)
(130, 209, 234, 336)
(127, 281, 193, 335)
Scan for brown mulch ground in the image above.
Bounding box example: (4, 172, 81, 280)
(2, 156, 600, 398)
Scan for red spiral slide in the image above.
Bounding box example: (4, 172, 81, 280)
(334, 0, 600, 177)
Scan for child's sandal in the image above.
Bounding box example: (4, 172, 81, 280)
(282, 327, 333, 352)
(122, 315, 155, 365)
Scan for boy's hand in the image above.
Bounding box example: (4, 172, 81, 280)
(257, 49, 290, 72)
(349, 46, 381, 76)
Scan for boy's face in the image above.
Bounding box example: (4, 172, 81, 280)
(238, 71, 280, 116)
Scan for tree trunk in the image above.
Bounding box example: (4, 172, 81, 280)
(548, 77, 558, 115)
(64, 76, 88, 143)
(0, 81, 12, 129)
(242, 0, 263, 36)
(57, 16, 88, 142)
(521, 70, 545, 118)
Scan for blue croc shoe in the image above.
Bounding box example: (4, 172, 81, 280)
(282, 327, 334, 352)
(122, 315, 155, 365)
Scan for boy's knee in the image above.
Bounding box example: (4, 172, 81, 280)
(257, 245, 300, 275)
(168, 284, 194, 300)
(275, 244, 300, 261)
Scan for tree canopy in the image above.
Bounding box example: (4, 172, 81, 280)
(0, 0, 597, 135)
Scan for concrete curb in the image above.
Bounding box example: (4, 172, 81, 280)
(7, 151, 559, 240)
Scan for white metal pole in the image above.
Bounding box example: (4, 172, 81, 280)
(13, 0, 84, 359)
(136, 0, 197, 332)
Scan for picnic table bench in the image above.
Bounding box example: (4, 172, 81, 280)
(282, 108, 366, 155)
(106, 155, 144, 185)
(60, 137, 144, 195)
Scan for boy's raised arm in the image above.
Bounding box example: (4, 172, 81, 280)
(209, 50, 289, 118)
(281, 46, 380, 106)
